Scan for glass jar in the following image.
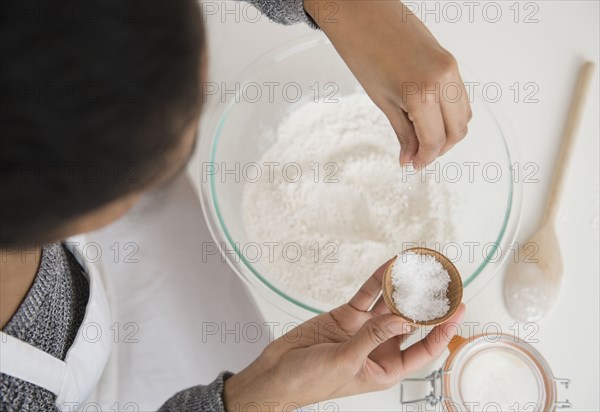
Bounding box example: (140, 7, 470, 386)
(401, 334, 570, 411)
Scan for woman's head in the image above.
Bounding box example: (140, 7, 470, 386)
(1, 0, 205, 246)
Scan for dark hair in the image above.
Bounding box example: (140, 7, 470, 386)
(1, 0, 204, 245)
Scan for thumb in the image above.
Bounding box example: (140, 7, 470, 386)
(340, 315, 412, 360)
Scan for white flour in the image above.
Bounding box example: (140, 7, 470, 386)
(242, 94, 454, 306)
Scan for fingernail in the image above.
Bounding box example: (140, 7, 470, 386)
(403, 324, 416, 334)
(388, 321, 405, 334)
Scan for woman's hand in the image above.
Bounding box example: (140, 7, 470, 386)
(223, 260, 466, 411)
(304, 0, 472, 169)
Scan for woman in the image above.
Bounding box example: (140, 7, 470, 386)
(0, 0, 470, 410)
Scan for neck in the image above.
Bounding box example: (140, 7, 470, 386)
(0, 244, 43, 329)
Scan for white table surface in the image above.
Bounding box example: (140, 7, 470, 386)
(186, 1, 599, 410)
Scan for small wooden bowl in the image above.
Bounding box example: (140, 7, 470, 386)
(382, 247, 463, 326)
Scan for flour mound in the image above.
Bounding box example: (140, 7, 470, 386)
(242, 94, 454, 306)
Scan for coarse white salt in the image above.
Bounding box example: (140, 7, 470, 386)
(391, 252, 450, 322)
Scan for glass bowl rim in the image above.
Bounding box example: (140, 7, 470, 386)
(200, 34, 523, 315)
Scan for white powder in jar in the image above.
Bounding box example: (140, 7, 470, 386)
(391, 252, 450, 322)
(459, 350, 541, 411)
(241, 93, 455, 306)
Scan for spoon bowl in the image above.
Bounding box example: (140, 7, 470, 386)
(503, 225, 563, 322)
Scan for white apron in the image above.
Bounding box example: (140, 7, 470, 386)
(0, 239, 116, 411)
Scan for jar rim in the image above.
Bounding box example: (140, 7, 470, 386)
(442, 334, 557, 411)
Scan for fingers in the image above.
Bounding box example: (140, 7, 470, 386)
(348, 258, 394, 312)
(407, 102, 446, 169)
(439, 80, 471, 156)
(382, 104, 419, 166)
(382, 79, 471, 169)
(370, 295, 391, 315)
(400, 304, 465, 374)
(339, 314, 412, 360)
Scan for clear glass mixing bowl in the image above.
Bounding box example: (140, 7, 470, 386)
(198, 34, 522, 319)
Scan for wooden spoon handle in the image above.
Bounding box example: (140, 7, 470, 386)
(543, 61, 595, 224)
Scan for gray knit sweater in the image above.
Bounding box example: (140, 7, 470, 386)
(1, 243, 89, 411)
(0, 4, 316, 411)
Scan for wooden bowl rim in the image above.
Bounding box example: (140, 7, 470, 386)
(382, 247, 463, 326)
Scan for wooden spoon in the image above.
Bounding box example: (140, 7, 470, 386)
(503, 61, 595, 322)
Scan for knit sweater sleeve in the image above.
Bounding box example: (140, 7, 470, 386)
(240, 0, 319, 28)
(158, 372, 233, 412)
